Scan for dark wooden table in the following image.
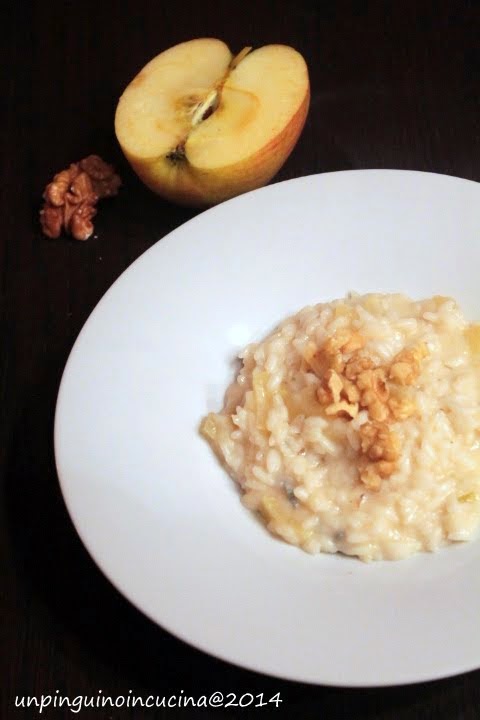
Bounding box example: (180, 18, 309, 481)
(2, 1, 480, 717)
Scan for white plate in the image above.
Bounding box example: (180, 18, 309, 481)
(55, 170, 480, 687)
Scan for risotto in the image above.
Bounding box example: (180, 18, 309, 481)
(201, 294, 480, 561)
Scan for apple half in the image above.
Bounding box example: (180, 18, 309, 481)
(115, 38, 310, 206)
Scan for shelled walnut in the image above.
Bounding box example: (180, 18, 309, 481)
(308, 329, 429, 490)
(40, 155, 121, 241)
(358, 421, 401, 490)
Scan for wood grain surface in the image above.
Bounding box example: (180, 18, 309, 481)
(2, 1, 480, 717)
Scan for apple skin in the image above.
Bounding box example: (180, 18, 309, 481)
(123, 89, 310, 207)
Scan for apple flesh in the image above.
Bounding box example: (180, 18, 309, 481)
(115, 38, 310, 206)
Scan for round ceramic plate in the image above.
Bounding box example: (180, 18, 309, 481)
(55, 170, 480, 687)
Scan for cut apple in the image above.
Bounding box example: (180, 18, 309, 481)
(115, 38, 310, 206)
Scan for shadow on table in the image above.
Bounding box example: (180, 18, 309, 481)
(6, 373, 479, 719)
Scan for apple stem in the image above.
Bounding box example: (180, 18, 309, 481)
(189, 47, 252, 130)
(229, 46, 253, 70)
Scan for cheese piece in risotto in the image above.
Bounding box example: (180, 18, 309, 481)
(201, 293, 480, 561)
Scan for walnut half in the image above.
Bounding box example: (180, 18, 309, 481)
(40, 155, 121, 241)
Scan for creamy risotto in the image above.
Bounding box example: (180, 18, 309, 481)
(201, 294, 480, 561)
